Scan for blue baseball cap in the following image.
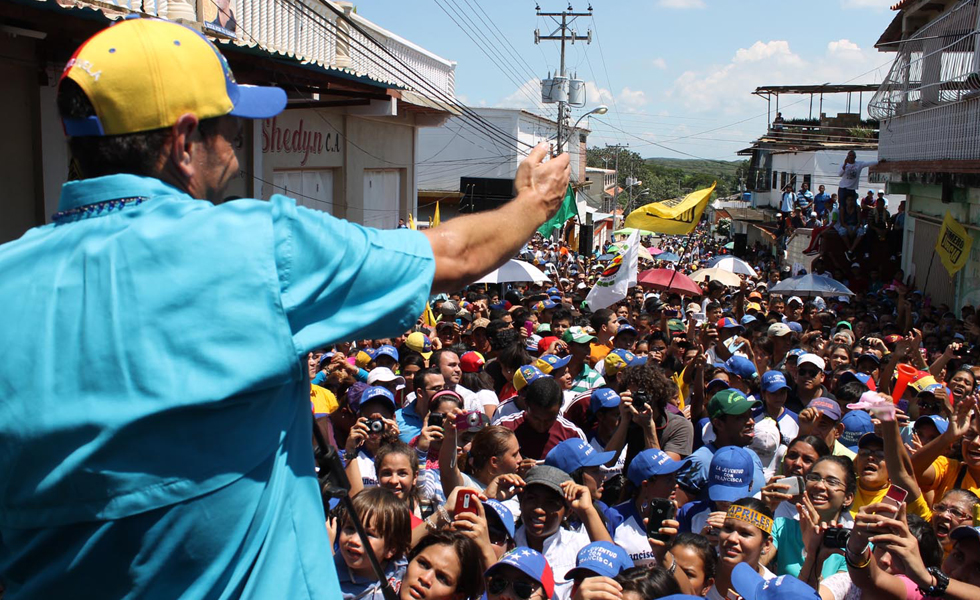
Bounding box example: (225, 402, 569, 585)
(707, 446, 754, 502)
(717, 317, 745, 331)
(838, 371, 874, 390)
(915, 415, 949, 435)
(857, 352, 881, 365)
(549, 295, 563, 303)
(590, 388, 621, 412)
(786, 321, 804, 333)
(761, 371, 791, 393)
(486, 548, 555, 600)
(535, 353, 571, 374)
(565, 541, 635, 580)
(317, 351, 336, 367)
(741, 315, 758, 326)
(547, 287, 560, 295)
(808, 397, 842, 422)
(483, 499, 516, 539)
(545, 439, 616, 474)
(724, 356, 758, 380)
(615, 324, 638, 338)
(627, 448, 689, 486)
(786, 348, 807, 360)
(514, 365, 548, 392)
(374, 344, 399, 362)
(732, 562, 821, 600)
(706, 377, 731, 392)
(840, 410, 874, 451)
(359, 386, 396, 412)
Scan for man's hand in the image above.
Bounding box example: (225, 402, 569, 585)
(798, 406, 820, 436)
(513, 143, 571, 218)
(345, 418, 369, 454)
(485, 473, 525, 501)
(561, 481, 596, 519)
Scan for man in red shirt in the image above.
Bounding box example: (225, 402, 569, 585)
(496, 377, 586, 460)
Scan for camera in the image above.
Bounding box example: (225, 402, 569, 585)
(367, 418, 385, 434)
(823, 527, 851, 549)
(455, 410, 488, 432)
(427, 412, 445, 428)
(634, 389, 651, 412)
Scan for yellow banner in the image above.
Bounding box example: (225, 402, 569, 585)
(624, 183, 716, 235)
(935, 212, 974, 277)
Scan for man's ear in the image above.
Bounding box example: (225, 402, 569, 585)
(167, 114, 200, 181)
(834, 422, 844, 440)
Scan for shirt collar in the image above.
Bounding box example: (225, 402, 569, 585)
(58, 174, 190, 213)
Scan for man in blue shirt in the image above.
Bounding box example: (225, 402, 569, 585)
(0, 19, 571, 599)
(813, 184, 832, 218)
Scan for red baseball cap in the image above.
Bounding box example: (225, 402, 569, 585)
(460, 351, 485, 373)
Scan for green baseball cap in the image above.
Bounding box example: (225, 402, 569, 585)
(707, 389, 760, 419)
(563, 326, 597, 344)
(666, 318, 685, 333)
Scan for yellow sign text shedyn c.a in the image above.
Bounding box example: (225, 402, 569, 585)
(935, 211, 974, 277)
(624, 183, 716, 235)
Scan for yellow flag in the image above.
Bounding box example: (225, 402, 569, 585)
(422, 302, 437, 327)
(935, 211, 974, 276)
(408, 214, 416, 230)
(625, 183, 716, 235)
(433, 201, 441, 228)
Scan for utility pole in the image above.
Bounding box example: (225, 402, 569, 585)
(606, 143, 627, 231)
(536, 5, 592, 153)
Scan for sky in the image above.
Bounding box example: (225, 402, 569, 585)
(360, 0, 900, 162)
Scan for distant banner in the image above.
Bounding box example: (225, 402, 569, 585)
(625, 183, 716, 235)
(935, 212, 973, 277)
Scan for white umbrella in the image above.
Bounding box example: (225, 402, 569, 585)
(768, 274, 855, 297)
(705, 256, 759, 278)
(475, 259, 551, 284)
(689, 267, 742, 287)
(610, 243, 654, 261)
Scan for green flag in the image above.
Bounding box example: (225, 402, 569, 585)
(537, 185, 577, 237)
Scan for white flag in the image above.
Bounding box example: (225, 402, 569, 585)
(585, 230, 639, 311)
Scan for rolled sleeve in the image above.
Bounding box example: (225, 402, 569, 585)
(271, 196, 436, 353)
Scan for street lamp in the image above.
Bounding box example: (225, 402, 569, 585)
(572, 104, 608, 131)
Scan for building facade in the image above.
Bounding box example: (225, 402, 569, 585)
(871, 0, 980, 311)
(0, 0, 455, 243)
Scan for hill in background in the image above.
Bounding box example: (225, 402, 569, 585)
(644, 157, 744, 180)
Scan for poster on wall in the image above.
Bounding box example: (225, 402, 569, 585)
(201, 0, 238, 39)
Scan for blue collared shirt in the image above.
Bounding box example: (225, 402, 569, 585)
(0, 175, 435, 598)
(395, 399, 424, 444)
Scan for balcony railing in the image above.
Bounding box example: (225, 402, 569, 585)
(870, 0, 980, 162)
(869, 0, 980, 121)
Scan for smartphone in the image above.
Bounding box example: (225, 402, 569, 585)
(524, 321, 534, 337)
(454, 490, 479, 516)
(824, 527, 851, 549)
(646, 498, 677, 542)
(693, 312, 707, 325)
(665, 309, 679, 318)
(427, 412, 445, 428)
(881, 485, 908, 510)
(775, 475, 804, 496)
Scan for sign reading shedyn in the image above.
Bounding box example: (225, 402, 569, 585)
(936, 211, 974, 277)
(262, 117, 341, 167)
(624, 183, 716, 235)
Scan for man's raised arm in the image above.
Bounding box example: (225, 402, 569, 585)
(424, 143, 570, 293)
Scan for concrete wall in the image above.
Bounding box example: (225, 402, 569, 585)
(0, 35, 42, 245)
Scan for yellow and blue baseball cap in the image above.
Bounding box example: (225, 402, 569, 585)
(535, 354, 571, 374)
(514, 365, 548, 392)
(61, 18, 286, 136)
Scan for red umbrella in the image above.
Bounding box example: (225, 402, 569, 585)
(637, 268, 703, 296)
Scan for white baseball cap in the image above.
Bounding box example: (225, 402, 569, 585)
(367, 367, 406, 390)
(797, 353, 826, 371)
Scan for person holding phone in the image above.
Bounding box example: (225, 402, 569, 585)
(603, 448, 690, 567)
(770, 455, 856, 580)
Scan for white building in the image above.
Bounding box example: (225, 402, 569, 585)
(416, 108, 589, 222)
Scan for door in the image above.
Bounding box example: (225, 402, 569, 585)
(362, 169, 401, 229)
(272, 169, 334, 214)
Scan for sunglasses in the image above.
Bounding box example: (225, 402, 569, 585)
(798, 367, 821, 378)
(488, 576, 538, 600)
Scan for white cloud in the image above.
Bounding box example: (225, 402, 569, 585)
(497, 78, 547, 111)
(651, 57, 668, 70)
(617, 87, 649, 112)
(658, 0, 706, 8)
(665, 38, 885, 116)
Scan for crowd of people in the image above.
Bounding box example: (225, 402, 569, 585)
(310, 226, 980, 600)
(6, 18, 980, 600)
